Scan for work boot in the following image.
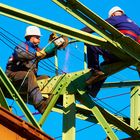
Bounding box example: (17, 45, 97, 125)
(86, 78, 106, 98)
(35, 94, 54, 114)
(86, 69, 105, 85)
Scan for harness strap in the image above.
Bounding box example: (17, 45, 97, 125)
(25, 44, 41, 52)
(36, 47, 40, 51)
(137, 39, 140, 44)
(119, 30, 138, 38)
(25, 44, 29, 52)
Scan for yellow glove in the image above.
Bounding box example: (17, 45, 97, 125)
(48, 32, 58, 42)
(36, 48, 46, 59)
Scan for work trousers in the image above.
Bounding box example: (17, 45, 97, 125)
(87, 44, 119, 69)
(5, 70, 43, 105)
(86, 45, 120, 97)
(86, 33, 139, 97)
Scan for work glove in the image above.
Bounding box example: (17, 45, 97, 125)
(36, 48, 46, 59)
(48, 32, 58, 42)
(49, 32, 69, 49)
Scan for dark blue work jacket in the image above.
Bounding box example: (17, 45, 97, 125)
(106, 14, 140, 39)
(82, 14, 140, 40)
(6, 41, 40, 73)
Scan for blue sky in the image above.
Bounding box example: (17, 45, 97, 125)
(1, 0, 140, 139)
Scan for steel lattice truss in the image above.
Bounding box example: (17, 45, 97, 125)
(1, 1, 140, 139)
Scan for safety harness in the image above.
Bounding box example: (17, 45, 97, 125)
(7, 43, 40, 72)
(119, 30, 140, 43)
(25, 44, 40, 52)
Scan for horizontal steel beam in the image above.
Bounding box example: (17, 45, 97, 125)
(53, 0, 140, 63)
(103, 80, 140, 88)
(0, 3, 107, 47)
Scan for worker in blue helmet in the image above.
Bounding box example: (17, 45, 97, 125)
(6, 25, 68, 114)
(81, 6, 140, 97)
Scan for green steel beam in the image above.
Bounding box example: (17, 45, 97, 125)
(52, 0, 126, 60)
(52, 105, 98, 123)
(53, 0, 140, 62)
(37, 67, 140, 138)
(38, 69, 91, 96)
(39, 74, 68, 126)
(78, 91, 118, 140)
(38, 68, 140, 138)
(75, 104, 129, 131)
(1, 3, 139, 62)
(77, 91, 140, 139)
(0, 87, 10, 110)
(39, 93, 60, 126)
(52, 0, 115, 45)
(100, 61, 133, 75)
(97, 103, 140, 138)
(48, 69, 140, 138)
(0, 68, 41, 129)
(84, 44, 87, 69)
(53, 103, 129, 130)
(38, 62, 135, 97)
(0, 3, 107, 47)
(39, 69, 91, 126)
(1, 2, 140, 138)
(102, 80, 140, 88)
(130, 86, 140, 130)
(62, 94, 76, 140)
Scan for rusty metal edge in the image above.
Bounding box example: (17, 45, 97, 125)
(0, 106, 55, 140)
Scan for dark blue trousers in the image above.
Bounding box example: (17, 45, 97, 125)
(86, 44, 119, 97)
(87, 44, 119, 69)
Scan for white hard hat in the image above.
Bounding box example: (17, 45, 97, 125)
(108, 6, 124, 17)
(25, 26, 42, 37)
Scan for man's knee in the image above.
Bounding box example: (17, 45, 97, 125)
(27, 71, 36, 79)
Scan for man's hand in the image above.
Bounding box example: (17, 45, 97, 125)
(36, 48, 46, 59)
(48, 32, 58, 42)
(48, 32, 69, 49)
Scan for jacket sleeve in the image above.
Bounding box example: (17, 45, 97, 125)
(105, 17, 117, 26)
(14, 43, 36, 60)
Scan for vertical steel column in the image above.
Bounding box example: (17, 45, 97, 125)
(62, 94, 76, 140)
(39, 74, 68, 126)
(84, 44, 87, 69)
(130, 86, 140, 130)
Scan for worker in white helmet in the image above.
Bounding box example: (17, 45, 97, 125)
(81, 6, 140, 97)
(108, 6, 124, 18)
(6, 25, 68, 114)
(106, 6, 140, 41)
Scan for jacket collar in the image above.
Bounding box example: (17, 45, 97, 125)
(25, 41, 35, 48)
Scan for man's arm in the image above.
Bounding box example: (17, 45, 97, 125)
(15, 43, 36, 60)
